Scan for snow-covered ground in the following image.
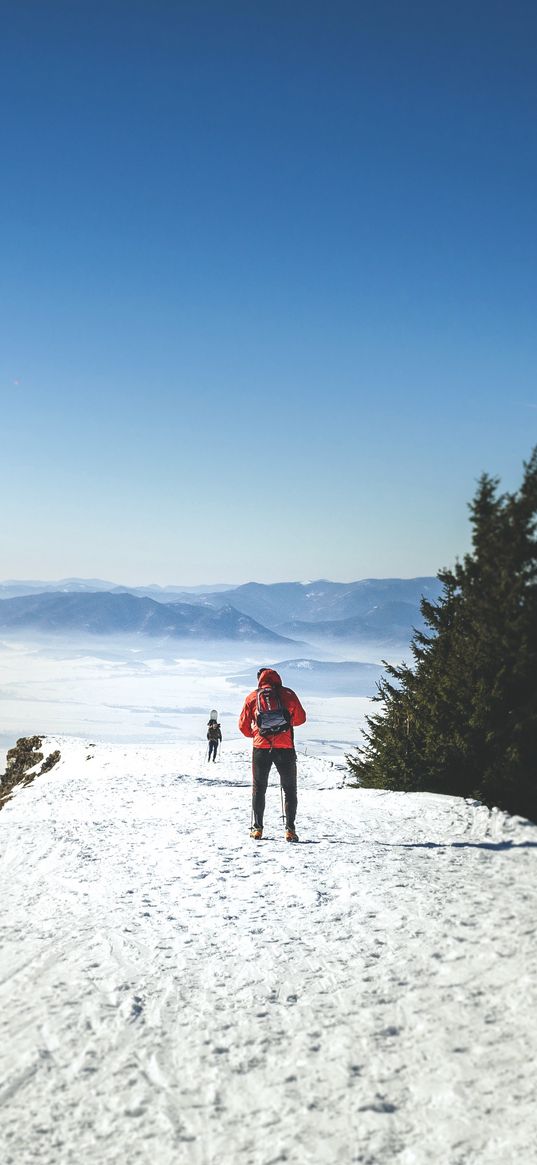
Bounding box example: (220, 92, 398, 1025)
(1, 736, 537, 1164)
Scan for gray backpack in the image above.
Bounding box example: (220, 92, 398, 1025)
(255, 685, 290, 738)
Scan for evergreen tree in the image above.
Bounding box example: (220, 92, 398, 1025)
(347, 449, 537, 821)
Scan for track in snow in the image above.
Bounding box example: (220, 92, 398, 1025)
(1, 737, 537, 1165)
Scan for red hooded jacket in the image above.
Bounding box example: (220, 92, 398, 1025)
(238, 668, 306, 750)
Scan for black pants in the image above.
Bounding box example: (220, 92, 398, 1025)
(208, 740, 218, 761)
(252, 747, 297, 830)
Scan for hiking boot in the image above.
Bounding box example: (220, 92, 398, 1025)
(285, 828, 299, 843)
(250, 827, 263, 840)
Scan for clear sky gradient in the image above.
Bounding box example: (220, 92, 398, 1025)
(1, 1, 536, 584)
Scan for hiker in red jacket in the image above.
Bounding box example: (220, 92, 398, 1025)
(239, 667, 306, 842)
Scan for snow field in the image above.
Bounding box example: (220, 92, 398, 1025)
(1, 737, 537, 1164)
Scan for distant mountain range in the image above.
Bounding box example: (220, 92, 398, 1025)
(193, 578, 443, 625)
(277, 601, 433, 644)
(0, 576, 443, 645)
(0, 592, 292, 643)
(0, 578, 233, 600)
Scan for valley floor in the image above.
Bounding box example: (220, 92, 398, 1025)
(1, 739, 537, 1164)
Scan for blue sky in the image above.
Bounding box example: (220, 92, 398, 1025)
(1, 1, 536, 584)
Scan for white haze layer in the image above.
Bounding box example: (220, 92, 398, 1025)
(0, 635, 383, 768)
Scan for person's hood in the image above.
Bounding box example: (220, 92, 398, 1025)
(257, 668, 282, 687)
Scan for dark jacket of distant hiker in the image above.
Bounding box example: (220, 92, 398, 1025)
(238, 668, 306, 749)
(207, 721, 222, 743)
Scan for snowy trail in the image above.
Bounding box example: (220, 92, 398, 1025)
(1, 739, 537, 1165)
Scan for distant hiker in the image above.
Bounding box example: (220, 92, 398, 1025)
(239, 667, 306, 842)
(207, 718, 222, 762)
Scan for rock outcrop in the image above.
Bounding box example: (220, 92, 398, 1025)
(0, 736, 61, 809)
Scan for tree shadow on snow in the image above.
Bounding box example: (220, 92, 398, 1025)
(379, 840, 537, 852)
(319, 838, 537, 852)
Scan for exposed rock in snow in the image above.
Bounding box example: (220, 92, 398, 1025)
(0, 736, 61, 808)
